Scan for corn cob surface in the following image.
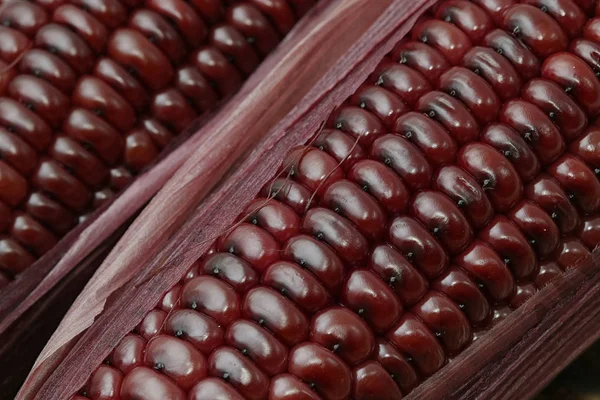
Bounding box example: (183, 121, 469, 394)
(0, 0, 313, 282)
(27, 0, 600, 398)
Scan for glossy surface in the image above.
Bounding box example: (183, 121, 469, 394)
(0, 0, 299, 279)
(74, 1, 600, 398)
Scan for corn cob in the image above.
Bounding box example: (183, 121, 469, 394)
(23, 0, 600, 399)
(0, 0, 314, 282)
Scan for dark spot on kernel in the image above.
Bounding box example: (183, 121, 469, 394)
(209, 80, 217, 88)
(432, 227, 441, 237)
(384, 157, 392, 166)
(332, 343, 341, 353)
(2, 19, 11, 27)
(247, 36, 256, 44)
(104, 359, 111, 365)
(190, 301, 198, 310)
(458, 303, 466, 310)
(361, 184, 369, 192)
(478, 283, 485, 289)
(449, 89, 457, 97)
(473, 68, 481, 75)
(400, 55, 407, 64)
(482, 179, 494, 190)
(33, 69, 42, 77)
(241, 348, 248, 356)
(212, 267, 220, 275)
(165, 16, 178, 27)
(530, 239, 537, 246)
(444, 15, 451, 22)
(80, 391, 88, 397)
(568, 193, 575, 200)
(280, 287, 287, 296)
(504, 258, 511, 265)
(565, 86, 573, 94)
(389, 276, 398, 285)
(457, 199, 467, 208)
(435, 332, 442, 338)
(318, 145, 325, 151)
(93, 108, 104, 117)
(127, 66, 137, 76)
(316, 232, 324, 240)
(258, 318, 266, 326)
(496, 48, 503, 55)
(228, 246, 235, 254)
(289, 167, 295, 177)
(82, 141, 94, 151)
(154, 362, 165, 371)
(333, 206, 341, 213)
(504, 150, 513, 159)
(175, 329, 183, 337)
(185, 96, 197, 107)
(299, 259, 307, 267)
(551, 211, 559, 220)
(540, 5, 548, 12)
(7, 126, 15, 133)
(44, 191, 57, 201)
(406, 356, 413, 363)
(309, 382, 316, 390)
(148, 35, 157, 43)
(523, 131, 535, 143)
(405, 131, 413, 140)
(548, 111, 556, 120)
(594, 168, 600, 177)
(335, 122, 343, 129)
(428, 110, 436, 118)
(63, 164, 76, 175)
(376, 76, 384, 86)
(596, 71, 600, 79)
(223, 372, 230, 381)
(25, 103, 34, 110)
(250, 217, 258, 225)
(421, 35, 428, 43)
(512, 26, 520, 36)
(358, 308, 365, 316)
(359, 101, 367, 109)
(226, 54, 235, 63)
(406, 252, 414, 261)
(390, 373, 396, 379)
(47, 46, 59, 54)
